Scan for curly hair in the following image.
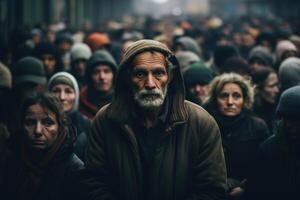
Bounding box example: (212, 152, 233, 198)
(204, 73, 255, 111)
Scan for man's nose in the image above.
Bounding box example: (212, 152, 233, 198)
(145, 74, 156, 90)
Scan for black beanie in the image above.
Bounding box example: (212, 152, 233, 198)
(183, 61, 214, 86)
(214, 44, 239, 69)
(13, 56, 46, 85)
(276, 85, 300, 119)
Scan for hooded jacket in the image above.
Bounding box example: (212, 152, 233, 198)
(79, 50, 117, 119)
(48, 72, 91, 160)
(81, 39, 227, 200)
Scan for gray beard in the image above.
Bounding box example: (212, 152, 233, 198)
(133, 87, 168, 109)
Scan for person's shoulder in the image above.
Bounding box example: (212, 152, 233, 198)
(67, 153, 85, 171)
(184, 100, 215, 121)
(92, 103, 111, 123)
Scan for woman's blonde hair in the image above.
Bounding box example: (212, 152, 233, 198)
(204, 73, 255, 110)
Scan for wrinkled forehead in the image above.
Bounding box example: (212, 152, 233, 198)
(131, 51, 167, 69)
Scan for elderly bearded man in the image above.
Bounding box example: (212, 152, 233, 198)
(81, 40, 227, 200)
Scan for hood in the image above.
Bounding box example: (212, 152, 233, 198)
(176, 36, 201, 56)
(275, 40, 298, 62)
(107, 39, 187, 124)
(85, 49, 117, 85)
(278, 57, 300, 92)
(248, 46, 273, 67)
(48, 72, 80, 113)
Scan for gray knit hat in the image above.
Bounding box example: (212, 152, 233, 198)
(276, 85, 300, 119)
(14, 56, 46, 85)
(70, 43, 92, 63)
(0, 62, 12, 89)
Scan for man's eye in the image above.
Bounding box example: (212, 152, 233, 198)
(153, 70, 166, 77)
(134, 71, 146, 78)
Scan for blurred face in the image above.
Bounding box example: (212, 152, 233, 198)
(51, 84, 76, 112)
(217, 83, 244, 117)
(91, 65, 114, 92)
(73, 59, 87, 77)
(189, 84, 210, 103)
(23, 104, 58, 150)
(249, 58, 267, 72)
(131, 51, 169, 109)
(59, 41, 72, 54)
(41, 54, 56, 76)
(261, 72, 279, 104)
(284, 118, 300, 141)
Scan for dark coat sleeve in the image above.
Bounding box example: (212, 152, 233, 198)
(186, 107, 227, 200)
(79, 109, 116, 200)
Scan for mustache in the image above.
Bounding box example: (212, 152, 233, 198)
(137, 89, 164, 97)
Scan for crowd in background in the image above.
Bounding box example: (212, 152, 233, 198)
(1, 14, 300, 199)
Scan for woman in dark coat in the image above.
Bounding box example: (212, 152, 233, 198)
(203, 73, 269, 199)
(0, 93, 84, 200)
(246, 85, 300, 200)
(251, 67, 279, 134)
(48, 72, 91, 161)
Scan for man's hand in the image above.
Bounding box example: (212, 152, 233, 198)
(228, 187, 244, 199)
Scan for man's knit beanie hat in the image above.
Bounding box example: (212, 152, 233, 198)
(278, 57, 300, 92)
(214, 44, 239, 69)
(70, 43, 92, 63)
(183, 61, 214, 86)
(13, 56, 46, 85)
(0, 63, 12, 89)
(248, 46, 273, 67)
(276, 85, 300, 119)
(119, 39, 173, 69)
(86, 33, 110, 52)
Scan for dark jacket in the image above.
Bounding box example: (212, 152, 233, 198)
(68, 111, 91, 161)
(81, 40, 227, 200)
(204, 107, 269, 193)
(246, 121, 300, 200)
(0, 127, 84, 200)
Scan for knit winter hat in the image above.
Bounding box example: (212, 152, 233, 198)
(248, 46, 273, 67)
(86, 33, 110, 52)
(70, 43, 92, 63)
(222, 57, 251, 76)
(276, 85, 300, 119)
(48, 72, 80, 113)
(183, 62, 214, 86)
(214, 44, 239, 69)
(120, 39, 173, 69)
(175, 36, 201, 56)
(278, 57, 300, 92)
(34, 42, 59, 58)
(0, 62, 12, 89)
(14, 56, 46, 85)
(175, 51, 200, 73)
(275, 40, 298, 62)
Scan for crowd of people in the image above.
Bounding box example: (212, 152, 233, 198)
(0, 14, 300, 200)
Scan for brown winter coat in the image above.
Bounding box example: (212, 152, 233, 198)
(81, 40, 227, 200)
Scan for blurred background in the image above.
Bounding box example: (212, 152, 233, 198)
(1, 0, 300, 40)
